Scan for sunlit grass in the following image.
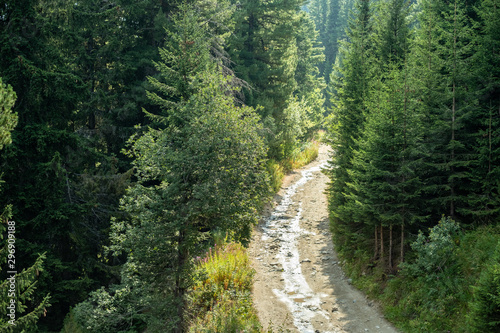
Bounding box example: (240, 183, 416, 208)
(268, 138, 320, 193)
(187, 242, 261, 332)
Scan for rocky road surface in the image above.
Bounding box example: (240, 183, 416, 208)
(249, 145, 399, 333)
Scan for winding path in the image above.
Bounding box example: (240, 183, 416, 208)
(249, 145, 399, 333)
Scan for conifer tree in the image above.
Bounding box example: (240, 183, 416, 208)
(0, 78, 50, 332)
(411, 0, 474, 222)
(464, 0, 500, 224)
(230, 0, 323, 159)
(74, 4, 270, 331)
(327, 0, 374, 250)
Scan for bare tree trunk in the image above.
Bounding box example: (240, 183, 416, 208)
(374, 225, 379, 260)
(389, 224, 393, 271)
(380, 224, 384, 264)
(401, 223, 405, 264)
(450, 0, 458, 219)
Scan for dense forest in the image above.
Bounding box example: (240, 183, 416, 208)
(324, 0, 500, 331)
(0, 0, 499, 332)
(0, 0, 324, 331)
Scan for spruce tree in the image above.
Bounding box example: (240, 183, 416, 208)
(230, 0, 322, 160)
(0, 78, 50, 332)
(464, 0, 500, 224)
(327, 0, 374, 252)
(75, 4, 270, 331)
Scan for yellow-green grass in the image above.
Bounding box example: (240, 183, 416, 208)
(187, 242, 261, 332)
(267, 139, 320, 193)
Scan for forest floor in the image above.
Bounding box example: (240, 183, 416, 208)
(249, 145, 399, 333)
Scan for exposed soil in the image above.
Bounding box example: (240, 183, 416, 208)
(249, 145, 399, 333)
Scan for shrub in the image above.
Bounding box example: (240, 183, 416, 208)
(468, 241, 500, 332)
(402, 217, 462, 278)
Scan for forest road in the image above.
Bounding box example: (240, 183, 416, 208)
(249, 145, 399, 333)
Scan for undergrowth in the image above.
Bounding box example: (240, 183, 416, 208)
(267, 139, 320, 192)
(187, 242, 291, 332)
(187, 242, 260, 332)
(332, 219, 500, 332)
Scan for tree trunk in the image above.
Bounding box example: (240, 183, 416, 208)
(400, 223, 404, 264)
(380, 224, 384, 264)
(450, 0, 458, 219)
(374, 225, 379, 260)
(389, 224, 393, 271)
(174, 234, 188, 333)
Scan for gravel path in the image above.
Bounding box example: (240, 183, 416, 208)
(249, 145, 400, 333)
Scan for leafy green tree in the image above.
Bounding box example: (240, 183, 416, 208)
(402, 217, 462, 278)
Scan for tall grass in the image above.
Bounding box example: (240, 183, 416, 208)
(187, 242, 262, 332)
(267, 139, 320, 192)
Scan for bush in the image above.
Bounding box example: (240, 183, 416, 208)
(402, 217, 462, 278)
(468, 241, 500, 332)
(267, 160, 285, 193)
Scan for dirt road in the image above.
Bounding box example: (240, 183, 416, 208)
(249, 145, 399, 333)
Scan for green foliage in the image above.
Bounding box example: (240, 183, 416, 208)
(188, 292, 261, 333)
(0, 210, 51, 333)
(340, 222, 500, 333)
(267, 160, 286, 193)
(309, 0, 354, 84)
(1, 0, 327, 330)
(0, 78, 17, 150)
(402, 217, 461, 277)
(267, 139, 320, 193)
(91, 3, 271, 331)
(468, 242, 500, 332)
(63, 270, 148, 333)
(187, 242, 261, 332)
(229, 0, 325, 160)
(0, 78, 49, 333)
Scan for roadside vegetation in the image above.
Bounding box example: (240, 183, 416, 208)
(316, 0, 500, 331)
(337, 220, 500, 332)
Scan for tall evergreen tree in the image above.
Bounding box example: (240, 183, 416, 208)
(410, 0, 474, 223)
(464, 0, 500, 224)
(327, 0, 374, 250)
(0, 78, 51, 332)
(0, 0, 157, 328)
(70, 3, 270, 331)
(230, 0, 324, 159)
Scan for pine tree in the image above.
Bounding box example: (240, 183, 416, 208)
(464, 0, 500, 224)
(230, 0, 322, 160)
(323, 0, 341, 83)
(411, 0, 474, 223)
(77, 4, 270, 331)
(327, 0, 374, 251)
(0, 78, 50, 332)
(294, 11, 326, 138)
